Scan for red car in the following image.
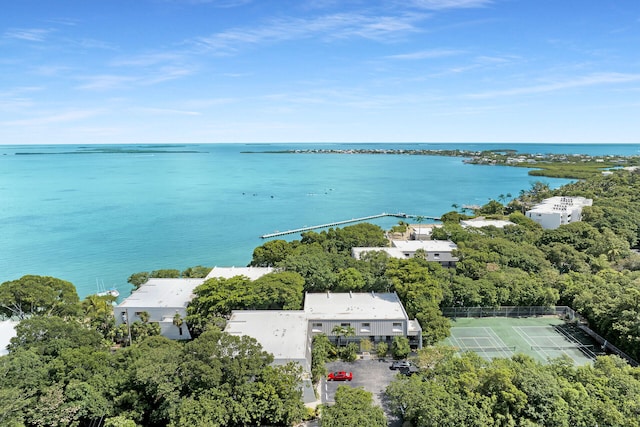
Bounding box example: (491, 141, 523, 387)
(327, 371, 353, 381)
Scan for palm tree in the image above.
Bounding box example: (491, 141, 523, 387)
(332, 324, 356, 347)
(82, 295, 113, 331)
(173, 312, 184, 336)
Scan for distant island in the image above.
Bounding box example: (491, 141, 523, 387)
(244, 148, 640, 179)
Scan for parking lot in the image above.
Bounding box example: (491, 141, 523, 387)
(323, 358, 401, 406)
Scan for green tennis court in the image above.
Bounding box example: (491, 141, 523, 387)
(442, 316, 599, 365)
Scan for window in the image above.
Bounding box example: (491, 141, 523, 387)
(392, 322, 403, 332)
(361, 322, 371, 333)
(434, 253, 440, 259)
(311, 322, 323, 332)
(340, 322, 351, 328)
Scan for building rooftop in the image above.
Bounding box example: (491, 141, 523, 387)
(304, 292, 408, 320)
(0, 320, 18, 356)
(351, 246, 405, 260)
(391, 239, 457, 252)
(461, 217, 515, 228)
(117, 267, 275, 309)
(206, 266, 274, 280)
(225, 310, 309, 362)
(117, 278, 206, 309)
(529, 196, 593, 213)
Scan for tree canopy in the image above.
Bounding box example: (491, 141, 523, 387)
(387, 348, 640, 427)
(0, 275, 80, 319)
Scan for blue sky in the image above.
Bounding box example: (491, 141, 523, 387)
(2, 0, 639, 144)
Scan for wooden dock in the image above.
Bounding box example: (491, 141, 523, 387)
(260, 212, 440, 239)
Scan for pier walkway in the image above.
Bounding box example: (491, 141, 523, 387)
(260, 212, 440, 239)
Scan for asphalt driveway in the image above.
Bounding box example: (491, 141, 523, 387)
(323, 358, 403, 426)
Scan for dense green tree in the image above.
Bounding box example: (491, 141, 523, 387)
(127, 272, 150, 289)
(301, 222, 388, 255)
(334, 267, 366, 292)
(0, 275, 80, 319)
(150, 269, 181, 279)
(250, 239, 298, 267)
(277, 243, 338, 292)
(311, 334, 332, 382)
(385, 258, 450, 343)
(477, 199, 505, 216)
(321, 386, 386, 427)
(186, 271, 305, 337)
(375, 341, 388, 359)
(251, 271, 305, 310)
(391, 336, 410, 360)
(388, 350, 640, 427)
(9, 316, 104, 357)
(181, 265, 212, 278)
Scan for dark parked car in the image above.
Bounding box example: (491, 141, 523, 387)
(390, 361, 412, 370)
(399, 366, 420, 376)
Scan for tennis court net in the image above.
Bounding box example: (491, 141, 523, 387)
(457, 346, 516, 352)
(531, 344, 593, 351)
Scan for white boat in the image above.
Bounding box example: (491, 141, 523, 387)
(96, 280, 120, 298)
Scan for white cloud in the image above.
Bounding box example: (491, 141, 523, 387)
(193, 12, 425, 53)
(142, 67, 195, 85)
(407, 0, 493, 10)
(466, 72, 640, 99)
(76, 75, 138, 91)
(164, 0, 252, 6)
(110, 53, 185, 67)
(76, 66, 193, 90)
(1, 110, 101, 126)
(4, 28, 53, 42)
(131, 107, 202, 116)
(387, 48, 465, 60)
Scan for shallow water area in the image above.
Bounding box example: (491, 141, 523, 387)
(1, 142, 637, 298)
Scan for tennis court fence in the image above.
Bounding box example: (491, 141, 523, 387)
(442, 305, 577, 320)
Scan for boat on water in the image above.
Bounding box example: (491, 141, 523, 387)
(96, 288, 120, 298)
(96, 280, 120, 298)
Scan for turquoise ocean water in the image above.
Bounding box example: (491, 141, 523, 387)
(1, 143, 638, 299)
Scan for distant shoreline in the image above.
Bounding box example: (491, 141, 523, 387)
(242, 148, 640, 179)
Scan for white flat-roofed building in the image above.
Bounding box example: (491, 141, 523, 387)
(0, 320, 18, 356)
(116, 278, 205, 340)
(304, 292, 422, 348)
(526, 196, 593, 229)
(352, 240, 458, 267)
(409, 224, 442, 240)
(115, 267, 274, 340)
(205, 266, 274, 280)
(223, 292, 422, 402)
(461, 217, 515, 229)
(224, 310, 314, 404)
(226, 310, 311, 371)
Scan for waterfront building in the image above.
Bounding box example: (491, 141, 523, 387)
(352, 239, 458, 267)
(115, 267, 273, 340)
(224, 291, 421, 403)
(460, 217, 515, 229)
(409, 224, 442, 240)
(525, 196, 593, 229)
